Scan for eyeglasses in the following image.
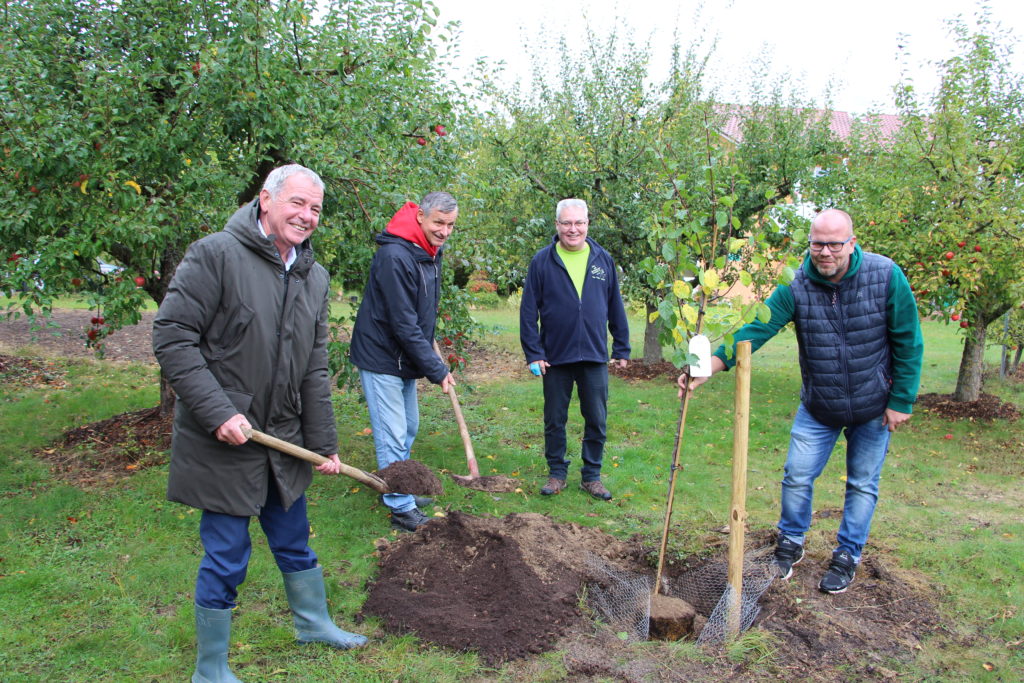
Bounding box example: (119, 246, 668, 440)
(809, 237, 853, 253)
(557, 220, 588, 228)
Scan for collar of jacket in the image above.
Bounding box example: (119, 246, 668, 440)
(375, 230, 445, 262)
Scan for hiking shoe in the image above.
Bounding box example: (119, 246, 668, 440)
(774, 536, 805, 580)
(818, 549, 857, 593)
(540, 477, 567, 496)
(580, 480, 612, 501)
(390, 507, 430, 533)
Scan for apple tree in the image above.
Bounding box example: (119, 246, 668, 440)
(0, 0, 468, 407)
(463, 26, 836, 363)
(844, 11, 1024, 401)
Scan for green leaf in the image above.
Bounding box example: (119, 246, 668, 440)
(661, 241, 676, 262)
(779, 266, 796, 285)
(757, 303, 772, 324)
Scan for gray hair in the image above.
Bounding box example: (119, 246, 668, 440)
(419, 191, 458, 216)
(262, 164, 325, 198)
(556, 198, 588, 221)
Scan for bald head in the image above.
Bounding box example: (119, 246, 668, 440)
(811, 209, 854, 238)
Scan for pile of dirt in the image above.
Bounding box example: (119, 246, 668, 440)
(361, 511, 640, 664)
(375, 460, 444, 496)
(361, 512, 943, 679)
(449, 472, 520, 492)
(917, 392, 1020, 421)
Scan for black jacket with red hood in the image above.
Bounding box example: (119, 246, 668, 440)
(349, 202, 449, 383)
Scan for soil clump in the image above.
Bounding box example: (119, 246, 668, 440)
(375, 459, 444, 496)
(450, 472, 520, 492)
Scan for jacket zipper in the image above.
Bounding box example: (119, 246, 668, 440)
(833, 285, 853, 423)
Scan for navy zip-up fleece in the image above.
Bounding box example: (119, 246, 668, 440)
(349, 211, 448, 384)
(520, 236, 630, 366)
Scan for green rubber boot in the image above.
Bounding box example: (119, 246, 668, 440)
(282, 566, 368, 650)
(192, 605, 243, 683)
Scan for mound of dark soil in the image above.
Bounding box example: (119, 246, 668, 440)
(917, 392, 1020, 421)
(361, 511, 639, 664)
(376, 460, 444, 496)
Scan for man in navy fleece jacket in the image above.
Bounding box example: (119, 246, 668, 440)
(520, 198, 630, 500)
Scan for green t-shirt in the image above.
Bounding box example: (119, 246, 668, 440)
(556, 242, 590, 299)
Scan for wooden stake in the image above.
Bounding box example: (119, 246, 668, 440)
(727, 341, 752, 636)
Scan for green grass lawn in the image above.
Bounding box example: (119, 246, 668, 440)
(0, 309, 1021, 681)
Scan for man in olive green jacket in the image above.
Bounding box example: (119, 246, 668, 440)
(153, 165, 366, 683)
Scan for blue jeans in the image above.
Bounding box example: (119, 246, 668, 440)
(195, 481, 317, 609)
(778, 403, 892, 561)
(359, 369, 418, 513)
(542, 362, 608, 482)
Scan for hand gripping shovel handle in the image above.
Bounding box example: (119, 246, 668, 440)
(243, 428, 389, 494)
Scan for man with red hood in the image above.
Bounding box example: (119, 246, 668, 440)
(349, 192, 458, 532)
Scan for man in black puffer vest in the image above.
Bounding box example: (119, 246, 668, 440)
(678, 209, 923, 594)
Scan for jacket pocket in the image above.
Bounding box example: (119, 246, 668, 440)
(208, 304, 255, 360)
(224, 389, 255, 419)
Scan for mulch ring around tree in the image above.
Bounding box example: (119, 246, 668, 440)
(42, 407, 172, 486)
(610, 360, 680, 382)
(360, 511, 943, 679)
(917, 392, 1020, 421)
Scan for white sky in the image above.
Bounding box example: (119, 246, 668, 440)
(432, 0, 1024, 114)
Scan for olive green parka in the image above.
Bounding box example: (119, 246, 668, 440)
(152, 199, 336, 516)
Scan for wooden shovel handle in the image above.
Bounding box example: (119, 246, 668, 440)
(243, 428, 389, 494)
(433, 341, 481, 478)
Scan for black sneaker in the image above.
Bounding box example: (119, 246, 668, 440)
(390, 507, 430, 533)
(774, 536, 805, 580)
(818, 549, 857, 593)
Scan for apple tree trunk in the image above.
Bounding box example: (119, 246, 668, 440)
(159, 374, 176, 418)
(953, 326, 987, 402)
(952, 303, 1013, 402)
